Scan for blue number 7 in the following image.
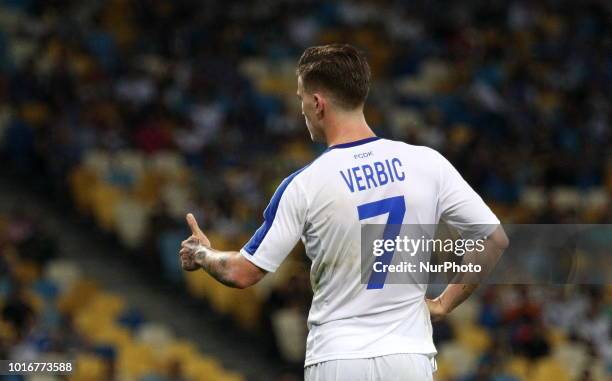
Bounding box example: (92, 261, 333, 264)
(358, 196, 406, 289)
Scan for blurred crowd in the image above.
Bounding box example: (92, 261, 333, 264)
(429, 285, 610, 381)
(0, 0, 610, 380)
(0, 210, 248, 381)
(1, 0, 611, 225)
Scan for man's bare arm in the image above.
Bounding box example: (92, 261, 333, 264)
(194, 246, 265, 288)
(179, 214, 267, 289)
(427, 225, 509, 320)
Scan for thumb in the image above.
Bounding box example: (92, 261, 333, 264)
(186, 213, 203, 236)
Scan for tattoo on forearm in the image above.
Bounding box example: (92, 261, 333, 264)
(196, 247, 239, 288)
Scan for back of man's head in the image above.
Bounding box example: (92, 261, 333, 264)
(297, 44, 371, 110)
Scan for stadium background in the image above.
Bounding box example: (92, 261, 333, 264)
(0, 0, 610, 380)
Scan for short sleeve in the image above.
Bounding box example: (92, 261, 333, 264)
(240, 172, 307, 272)
(436, 152, 500, 239)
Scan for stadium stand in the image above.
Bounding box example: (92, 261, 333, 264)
(0, 210, 248, 381)
(0, 1, 610, 380)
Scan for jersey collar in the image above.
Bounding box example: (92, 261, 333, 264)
(327, 136, 381, 150)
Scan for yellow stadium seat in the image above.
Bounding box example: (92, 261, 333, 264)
(207, 233, 229, 250)
(455, 324, 491, 354)
(231, 287, 261, 330)
(117, 342, 158, 380)
(133, 172, 163, 208)
(69, 166, 99, 214)
(432, 356, 454, 381)
(547, 327, 567, 347)
(185, 271, 222, 303)
(91, 183, 124, 231)
(158, 340, 199, 372)
(208, 282, 239, 314)
(505, 356, 529, 381)
(185, 269, 213, 299)
(185, 269, 262, 327)
(437, 342, 477, 377)
(183, 356, 225, 381)
(57, 280, 99, 315)
(281, 141, 315, 164)
(74, 309, 113, 341)
(73, 293, 126, 342)
(259, 76, 294, 96)
(89, 324, 132, 349)
(86, 292, 127, 319)
(70, 354, 107, 381)
(531, 358, 571, 381)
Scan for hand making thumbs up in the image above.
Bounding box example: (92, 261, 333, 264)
(179, 213, 212, 271)
(186, 213, 211, 247)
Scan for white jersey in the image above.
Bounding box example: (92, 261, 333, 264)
(240, 137, 500, 367)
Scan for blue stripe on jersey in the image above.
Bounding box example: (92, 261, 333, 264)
(327, 136, 380, 150)
(243, 165, 308, 256)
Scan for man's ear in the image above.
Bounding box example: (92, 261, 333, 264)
(313, 93, 325, 118)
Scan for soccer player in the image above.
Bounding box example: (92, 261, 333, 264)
(179, 44, 509, 381)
